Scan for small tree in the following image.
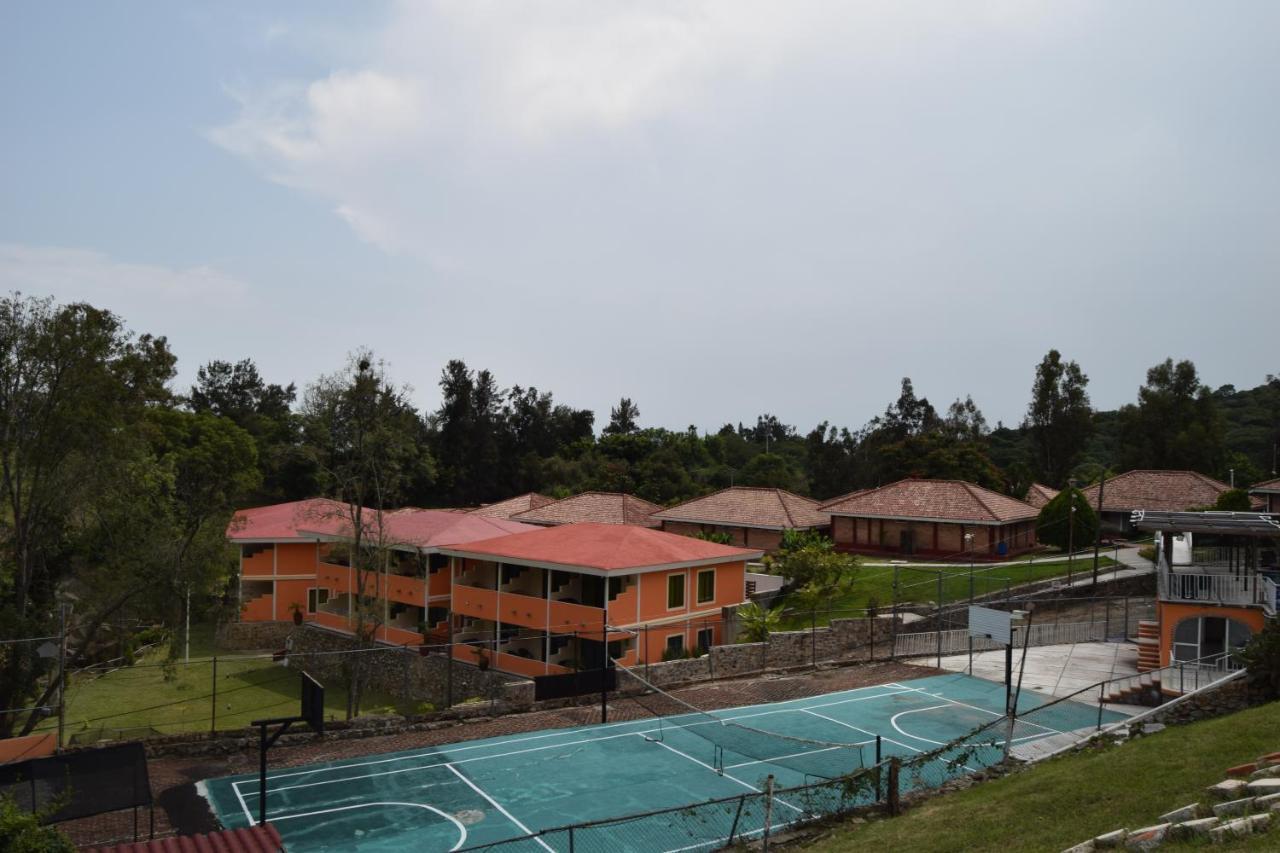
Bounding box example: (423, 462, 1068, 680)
(781, 544, 858, 598)
(737, 602, 781, 643)
(1236, 620, 1280, 700)
(0, 795, 76, 853)
(1213, 489, 1253, 511)
(1036, 487, 1099, 552)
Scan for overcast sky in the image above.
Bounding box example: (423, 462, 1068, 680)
(2, 2, 1277, 433)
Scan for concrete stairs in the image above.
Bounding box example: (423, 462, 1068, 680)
(1062, 752, 1280, 850)
(1135, 621, 1159, 673)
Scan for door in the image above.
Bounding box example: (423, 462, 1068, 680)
(899, 530, 914, 555)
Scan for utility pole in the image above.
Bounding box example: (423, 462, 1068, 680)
(185, 584, 192, 664)
(57, 603, 68, 751)
(1091, 472, 1107, 586)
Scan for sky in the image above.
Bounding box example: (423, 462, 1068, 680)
(2, 1, 1277, 434)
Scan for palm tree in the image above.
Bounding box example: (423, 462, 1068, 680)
(738, 602, 781, 643)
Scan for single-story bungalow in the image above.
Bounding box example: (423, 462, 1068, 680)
(1249, 477, 1280, 515)
(1079, 470, 1230, 536)
(1024, 483, 1060, 509)
(650, 486, 830, 552)
(817, 478, 1039, 559)
(510, 491, 662, 527)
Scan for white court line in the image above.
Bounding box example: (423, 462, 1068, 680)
(641, 735, 806, 817)
(270, 802, 468, 852)
(723, 745, 845, 770)
(237, 683, 913, 786)
(233, 784, 255, 827)
(887, 683, 1065, 735)
(231, 687, 913, 797)
(891, 704, 1050, 749)
(799, 708, 980, 775)
(446, 764, 556, 853)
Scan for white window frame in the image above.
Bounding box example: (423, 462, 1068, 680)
(667, 572, 686, 611)
(665, 633, 685, 654)
(696, 626, 714, 652)
(307, 587, 330, 614)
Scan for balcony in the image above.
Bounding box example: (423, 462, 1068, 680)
(386, 575, 427, 606)
(1158, 563, 1277, 615)
(318, 562, 349, 591)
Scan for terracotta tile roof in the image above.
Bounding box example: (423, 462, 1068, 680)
(1250, 477, 1280, 493)
(652, 487, 830, 530)
(226, 498, 351, 541)
(1079, 469, 1229, 512)
(297, 508, 538, 550)
(468, 492, 557, 519)
(440, 522, 763, 572)
(89, 824, 284, 853)
(817, 479, 1037, 524)
(1024, 483, 1060, 509)
(510, 491, 662, 527)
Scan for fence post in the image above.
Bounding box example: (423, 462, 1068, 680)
(887, 759, 901, 816)
(728, 794, 746, 844)
(875, 735, 883, 801)
(762, 774, 775, 852)
(643, 625, 650, 681)
(210, 656, 218, 737)
(568, 826, 575, 853)
(811, 610, 817, 668)
(1096, 682, 1104, 730)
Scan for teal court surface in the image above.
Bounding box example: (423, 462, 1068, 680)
(202, 673, 1124, 852)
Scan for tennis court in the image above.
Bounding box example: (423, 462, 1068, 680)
(202, 672, 1123, 852)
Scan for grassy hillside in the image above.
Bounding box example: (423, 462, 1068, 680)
(805, 699, 1280, 852)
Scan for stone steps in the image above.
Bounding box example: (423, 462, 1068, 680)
(1062, 751, 1280, 851)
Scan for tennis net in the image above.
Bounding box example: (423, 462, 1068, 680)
(610, 657, 872, 782)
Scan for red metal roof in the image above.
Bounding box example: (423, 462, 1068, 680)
(510, 492, 662, 527)
(440, 521, 763, 572)
(226, 498, 351, 541)
(818, 479, 1037, 524)
(1079, 470, 1229, 512)
(89, 824, 284, 853)
(652, 486, 829, 530)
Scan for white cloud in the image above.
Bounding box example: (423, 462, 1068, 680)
(0, 243, 250, 310)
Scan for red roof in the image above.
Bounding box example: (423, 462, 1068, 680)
(89, 824, 284, 853)
(510, 492, 662, 527)
(818, 479, 1037, 524)
(1024, 483, 1060, 509)
(226, 498, 351, 541)
(1250, 477, 1280, 493)
(296, 508, 538, 550)
(468, 492, 556, 519)
(652, 487, 829, 530)
(1079, 470, 1229, 512)
(440, 522, 763, 572)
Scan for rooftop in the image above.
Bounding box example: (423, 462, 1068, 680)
(226, 498, 351, 542)
(818, 478, 1037, 524)
(1130, 509, 1280, 536)
(1250, 477, 1280, 494)
(510, 491, 662, 527)
(1024, 483, 1060, 509)
(1080, 469, 1229, 513)
(440, 521, 763, 573)
(651, 486, 830, 530)
(467, 492, 556, 519)
(89, 824, 284, 853)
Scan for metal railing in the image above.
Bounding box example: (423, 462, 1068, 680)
(893, 616, 1145, 659)
(1157, 566, 1265, 608)
(1101, 650, 1238, 699)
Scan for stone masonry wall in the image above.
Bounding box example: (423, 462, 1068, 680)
(618, 615, 898, 690)
(285, 624, 534, 711)
(215, 620, 296, 651)
(1143, 676, 1256, 727)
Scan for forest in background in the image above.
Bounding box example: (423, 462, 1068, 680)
(1, 292, 1276, 736)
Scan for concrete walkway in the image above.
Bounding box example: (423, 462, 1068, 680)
(932, 640, 1143, 706)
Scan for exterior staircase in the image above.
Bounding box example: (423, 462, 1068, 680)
(1135, 620, 1160, 673)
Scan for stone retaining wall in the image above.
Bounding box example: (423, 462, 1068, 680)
(215, 620, 296, 651)
(618, 615, 897, 690)
(285, 624, 534, 711)
(1143, 676, 1255, 727)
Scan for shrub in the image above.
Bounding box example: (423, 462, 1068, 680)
(1214, 488, 1253, 511)
(737, 601, 781, 643)
(1236, 620, 1280, 700)
(661, 646, 686, 662)
(0, 796, 75, 853)
(690, 530, 733, 545)
(1036, 487, 1099, 551)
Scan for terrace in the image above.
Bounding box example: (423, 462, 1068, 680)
(1138, 511, 1280, 615)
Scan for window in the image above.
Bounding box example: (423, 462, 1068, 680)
(1172, 616, 1253, 663)
(696, 569, 715, 604)
(665, 634, 685, 654)
(696, 627, 714, 653)
(667, 573, 686, 609)
(307, 588, 329, 614)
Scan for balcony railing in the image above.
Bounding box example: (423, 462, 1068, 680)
(1157, 565, 1276, 613)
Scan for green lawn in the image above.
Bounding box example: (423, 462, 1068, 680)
(775, 555, 1118, 630)
(807, 699, 1280, 852)
(37, 624, 402, 743)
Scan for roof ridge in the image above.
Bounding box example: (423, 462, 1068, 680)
(960, 481, 1000, 522)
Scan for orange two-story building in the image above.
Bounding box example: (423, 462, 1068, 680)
(227, 499, 535, 647)
(439, 523, 762, 678)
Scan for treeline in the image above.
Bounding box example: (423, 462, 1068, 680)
(1, 293, 1277, 735)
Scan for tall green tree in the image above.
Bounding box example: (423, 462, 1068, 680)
(1117, 358, 1226, 475)
(1025, 350, 1092, 487)
(1035, 487, 1099, 552)
(603, 397, 641, 436)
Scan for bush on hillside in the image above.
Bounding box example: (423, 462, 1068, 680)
(1036, 487, 1099, 551)
(1236, 619, 1280, 700)
(0, 796, 75, 853)
(1214, 488, 1253, 511)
